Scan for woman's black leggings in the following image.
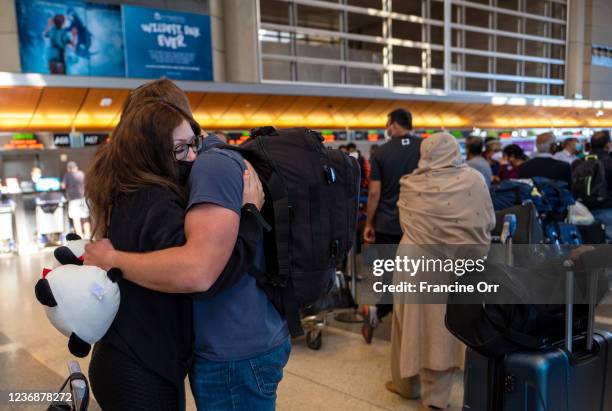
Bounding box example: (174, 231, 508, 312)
(89, 342, 181, 411)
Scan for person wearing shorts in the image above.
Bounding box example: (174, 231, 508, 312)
(62, 161, 91, 238)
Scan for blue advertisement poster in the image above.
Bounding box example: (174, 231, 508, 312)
(15, 0, 125, 77)
(122, 5, 213, 81)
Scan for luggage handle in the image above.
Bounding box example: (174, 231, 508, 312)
(501, 214, 516, 266)
(563, 255, 599, 354)
(563, 260, 574, 353)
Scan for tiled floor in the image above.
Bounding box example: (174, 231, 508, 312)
(1, 250, 610, 411)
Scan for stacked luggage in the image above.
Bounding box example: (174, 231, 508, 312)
(490, 177, 606, 245)
(448, 213, 612, 411)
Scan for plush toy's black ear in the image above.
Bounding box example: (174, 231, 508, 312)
(66, 233, 82, 241)
(68, 333, 91, 358)
(106, 268, 123, 283)
(54, 246, 83, 266)
(34, 279, 57, 307)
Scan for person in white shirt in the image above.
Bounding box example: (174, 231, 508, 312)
(554, 138, 582, 164)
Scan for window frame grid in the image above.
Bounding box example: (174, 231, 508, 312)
(258, 0, 568, 96)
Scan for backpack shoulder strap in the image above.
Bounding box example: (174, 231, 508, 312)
(257, 139, 303, 336)
(229, 134, 303, 336)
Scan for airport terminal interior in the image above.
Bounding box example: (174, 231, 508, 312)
(1, 0, 612, 410)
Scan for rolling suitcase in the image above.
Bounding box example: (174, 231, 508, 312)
(462, 271, 612, 410)
(463, 327, 612, 411)
(462, 220, 612, 411)
(578, 223, 607, 244)
(491, 202, 545, 245)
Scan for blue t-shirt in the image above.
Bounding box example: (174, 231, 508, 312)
(188, 146, 289, 361)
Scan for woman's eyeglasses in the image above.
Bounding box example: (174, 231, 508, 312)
(173, 135, 204, 161)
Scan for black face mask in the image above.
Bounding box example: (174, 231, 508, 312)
(176, 160, 193, 186)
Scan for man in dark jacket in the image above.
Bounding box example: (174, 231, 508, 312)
(518, 132, 572, 186)
(583, 131, 612, 241)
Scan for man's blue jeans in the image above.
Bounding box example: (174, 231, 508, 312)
(591, 208, 612, 243)
(189, 339, 291, 411)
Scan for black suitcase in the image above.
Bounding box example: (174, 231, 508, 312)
(578, 223, 607, 244)
(462, 261, 612, 411)
(491, 203, 545, 245)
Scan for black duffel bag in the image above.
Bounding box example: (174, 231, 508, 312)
(445, 257, 608, 358)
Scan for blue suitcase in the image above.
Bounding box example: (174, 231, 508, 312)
(462, 258, 612, 411)
(463, 332, 612, 411)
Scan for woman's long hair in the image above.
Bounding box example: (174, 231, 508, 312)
(86, 98, 194, 239)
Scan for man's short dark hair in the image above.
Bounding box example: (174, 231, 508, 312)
(346, 143, 357, 151)
(503, 144, 527, 161)
(388, 108, 412, 129)
(465, 137, 484, 156)
(591, 130, 611, 151)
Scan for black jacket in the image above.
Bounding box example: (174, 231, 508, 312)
(518, 156, 572, 186)
(584, 150, 612, 207)
(99, 186, 262, 389)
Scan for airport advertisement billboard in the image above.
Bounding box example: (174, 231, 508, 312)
(121, 5, 213, 81)
(15, 0, 125, 77)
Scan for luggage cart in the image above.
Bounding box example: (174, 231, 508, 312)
(301, 243, 359, 350)
(0, 195, 16, 253)
(301, 270, 356, 350)
(35, 191, 67, 248)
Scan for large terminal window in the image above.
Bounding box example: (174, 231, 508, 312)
(450, 0, 567, 96)
(258, 0, 567, 96)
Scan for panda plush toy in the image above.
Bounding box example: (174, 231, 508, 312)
(34, 234, 122, 357)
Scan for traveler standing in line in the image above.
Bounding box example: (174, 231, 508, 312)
(361, 108, 421, 343)
(518, 132, 572, 185)
(347, 143, 368, 188)
(465, 137, 493, 187)
(483, 139, 503, 178)
(390, 132, 495, 410)
(554, 137, 582, 164)
(498, 144, 528, 181)
(574, 131, 612, 241)
(62, 161, 90, 239)
(82, 79, 267, 411)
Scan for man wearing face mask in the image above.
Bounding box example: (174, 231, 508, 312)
(362, 108, 421, 343)
(484, 139, 503, 177)
(554, 137, 582, 164)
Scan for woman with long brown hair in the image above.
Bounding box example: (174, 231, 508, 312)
(84, 81, 265, 410)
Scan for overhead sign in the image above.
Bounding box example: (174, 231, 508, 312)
(15, 0, 125, 77)
(53, 134, 71, 147)
(121, 5, 213, 81)
(83, 133, 108, 146)
(54, 132, 104, 147)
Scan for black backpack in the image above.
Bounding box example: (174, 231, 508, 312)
(572, 154, 609, 209)
(223, 127, 360, 336)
